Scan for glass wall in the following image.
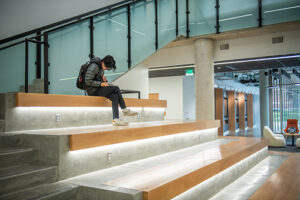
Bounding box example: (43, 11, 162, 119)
(271, 76, 300, 133)
(263, 0, 300, 26)
(178, 0, 186, 36)
(158, 0, 176, 49)
(189, 0, 215, 37)
(48, 20, 90, 95)
(94, 7, 128, 82)
(219, 0, 258, 32)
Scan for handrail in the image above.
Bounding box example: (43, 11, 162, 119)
(0, 0, 141, 46)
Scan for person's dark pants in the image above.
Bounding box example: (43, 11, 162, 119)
(91, 86, 126, 119)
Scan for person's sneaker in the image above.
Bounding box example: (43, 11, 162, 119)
(112, 118, 129, 126)
(122, 108, 138, 116)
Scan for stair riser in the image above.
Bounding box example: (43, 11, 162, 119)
(0, 136, 22, 148)
(0, 150, 37, 168)
(0, 167, 57, 195)
(0, 121, 3, 133)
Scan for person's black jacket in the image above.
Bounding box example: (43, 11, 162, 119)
(85, 57, 105, 95)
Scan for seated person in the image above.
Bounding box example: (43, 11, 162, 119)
(85, 55, 137, 126)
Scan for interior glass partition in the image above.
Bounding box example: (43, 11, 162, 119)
(130, 0, 156, 67)
(158, 0, 176, 49)
(48, 21, 90, 95)
(189, 0, 216, 37)
(262, 0, 300, 26)
(219, 0, 258, 32)
(94, 7, 128, 82)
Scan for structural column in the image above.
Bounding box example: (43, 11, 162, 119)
(259, 70, 269, 134)
(194, 39, 214, 120)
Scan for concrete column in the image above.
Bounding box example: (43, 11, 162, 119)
(194, 39, 214, 120)
(259, 70, 269, 134)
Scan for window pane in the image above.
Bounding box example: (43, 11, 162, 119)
(178, 0, 186, 36)
(94, 7, 128, 82)
(263, 0, 300, 25)
(219, 0, 258, 32)
(189, 0, 216, 37)
(48, 21, 90, 95)
(131, 0, 156, 67)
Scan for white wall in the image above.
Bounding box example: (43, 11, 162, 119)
(112, 63, 149, 99)
(0, 0, 123, 40)
(144, 29, 300, 68)
(149, 76, 183, 120)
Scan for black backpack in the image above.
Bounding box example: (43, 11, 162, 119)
(76, 62, 90, 90)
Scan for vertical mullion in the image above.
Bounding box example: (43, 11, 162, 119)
(25, 39, 29, 93)
(127, 4, 131, 69)
(43, 33, 49, 94)
(89, 17, 94, 59)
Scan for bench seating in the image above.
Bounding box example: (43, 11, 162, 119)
(15, 93, 167, 108)
(103, 137, 267, 200)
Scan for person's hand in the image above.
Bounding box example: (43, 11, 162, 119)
(102, 75, 107, 82)
(101, 82, 109, 87)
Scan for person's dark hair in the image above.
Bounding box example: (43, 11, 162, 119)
(102, 55, 116, 71)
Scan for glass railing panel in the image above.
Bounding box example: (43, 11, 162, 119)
(0, 43, 25, 93)
(189, 0, 216, 37)
(94, 7, 128, 82)
(263, 0, 300, 26)
(131, 0, 156, 67)
(0, 40, 36, 93)
(219, 0, 258, 32)
(178, 0, 186, 36)
(48, 20, 90, 95)
(158, 0, 176, 49)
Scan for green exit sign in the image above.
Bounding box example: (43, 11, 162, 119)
(185, 69, 194, 76)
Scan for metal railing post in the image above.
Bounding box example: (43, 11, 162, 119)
(127, 4, 132, 69)
(43, 33, 49, 94)
(258, 0, 263, 27)
(186, 0, 190, 38)
(36, 31, 42, 79)
(155, 0, 158, 50)
(89, 17, 94, 59)
(176, 0, 178, 37)
(215, 0, 220, 34)
(25, 39, 29, 93)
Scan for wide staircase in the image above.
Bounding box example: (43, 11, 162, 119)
(0, 93, 299, 200)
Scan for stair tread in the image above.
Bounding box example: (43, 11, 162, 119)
(67, 137, 267, 200)
(209, 154, 288, 200)
(0, 182, 78, 200)
(0, 164, 56, 179)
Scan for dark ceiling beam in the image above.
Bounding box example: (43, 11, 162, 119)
(293, 68, 300, 79)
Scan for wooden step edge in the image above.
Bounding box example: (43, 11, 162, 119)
(69, 120, 220, 150)
(15, 92, 167, 108)
(249, 154, 300, 200)
(143, 139, 268, 200)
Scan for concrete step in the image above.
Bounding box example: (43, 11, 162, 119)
(0, 164, 57, 195)
(0, 148, 37, 168)
(67, 137, 267, 200)
(33, 79, 44, 85)
(0, 135, 22, 148)
(209, 155, 288, 200)
(0, 182, 78, 200)
(0, 120, 3, 133)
